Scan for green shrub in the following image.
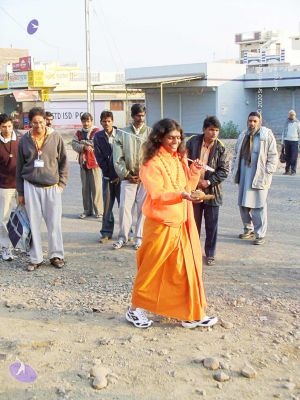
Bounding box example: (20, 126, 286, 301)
(220, 121, 240, 139)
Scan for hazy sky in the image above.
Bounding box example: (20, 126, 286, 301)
(1, 0, 300, 72)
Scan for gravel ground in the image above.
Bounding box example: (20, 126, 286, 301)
(0, 143, 299, 400)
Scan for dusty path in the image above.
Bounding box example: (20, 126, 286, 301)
(0, 145, 299, 400)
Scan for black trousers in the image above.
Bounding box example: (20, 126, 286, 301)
(284, 140, 298, 174)
(193, 203, 219, 258)
(100, 177, 121, 238)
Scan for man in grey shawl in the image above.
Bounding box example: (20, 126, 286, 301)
(232, 112, 278, 245)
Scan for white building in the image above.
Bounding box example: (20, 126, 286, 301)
(235, 30, 300, 66)
(125, 62, 252, 134)
(125, 60, 300, 136)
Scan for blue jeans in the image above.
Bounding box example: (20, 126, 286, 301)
(193, 203, 219, 258)
(284, 140, 299, 174)
(100, 177, 121, 238)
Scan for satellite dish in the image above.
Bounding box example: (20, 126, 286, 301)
(27, 19, 39, 35)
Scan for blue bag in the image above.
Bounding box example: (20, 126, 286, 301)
(6, 205, 32, 252)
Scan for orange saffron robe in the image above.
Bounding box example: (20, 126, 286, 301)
(131, 146, 207, 321)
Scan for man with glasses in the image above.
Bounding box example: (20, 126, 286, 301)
(16, 107, 68, 271)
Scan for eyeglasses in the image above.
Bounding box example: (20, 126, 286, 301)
(31, 121, 45, 125)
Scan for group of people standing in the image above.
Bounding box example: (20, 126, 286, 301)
(72, 104, 151, 251)
(0, 103, 292, 329)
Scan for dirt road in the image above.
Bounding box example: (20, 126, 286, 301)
(0, 145, 299, 400)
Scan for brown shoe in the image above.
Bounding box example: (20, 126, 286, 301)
(253, 237, 265, 245)
(99, 236, 111, 244)
(27, 262, 42, 272)
(239, 230, 255, 240)
(50, 257, 65, 268)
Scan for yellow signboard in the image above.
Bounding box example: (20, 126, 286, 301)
(41, 88, 49, 101)
(28, 70, 45, 87)
(0, 73, 9, 89)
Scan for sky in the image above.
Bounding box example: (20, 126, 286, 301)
(1, 0, 300, 72)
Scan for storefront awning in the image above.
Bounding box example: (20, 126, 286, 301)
(12, 90, 40, 102)
(0, 90, 13, 96)
(125, 74, 205, 88)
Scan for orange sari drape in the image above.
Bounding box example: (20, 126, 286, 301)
(131, 147, 207, 321)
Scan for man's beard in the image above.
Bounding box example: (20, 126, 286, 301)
(248, 126, 259, 135)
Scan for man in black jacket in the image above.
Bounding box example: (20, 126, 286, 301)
(94, 111, 120, 243)
(186, 116, 229, 266)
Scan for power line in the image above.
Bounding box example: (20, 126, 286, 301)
(91, 0, 125, 70)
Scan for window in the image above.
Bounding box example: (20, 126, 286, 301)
(110, 100, 123, 111)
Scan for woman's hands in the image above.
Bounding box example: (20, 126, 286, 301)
(192, 158, 204, 170)
(181, 191, 203, 203)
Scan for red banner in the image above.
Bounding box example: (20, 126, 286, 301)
(12, 63, 21, 72)
(19, 56, 32, 72)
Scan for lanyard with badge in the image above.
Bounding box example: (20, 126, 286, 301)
(33, 134, 46, 168)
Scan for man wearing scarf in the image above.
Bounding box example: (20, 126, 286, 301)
(232, 112, 278, 245)
(72, 112, 103, 219)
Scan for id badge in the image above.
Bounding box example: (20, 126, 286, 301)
(34, 159, 44, 168)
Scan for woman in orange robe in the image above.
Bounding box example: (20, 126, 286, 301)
(126, 119, 218, 329)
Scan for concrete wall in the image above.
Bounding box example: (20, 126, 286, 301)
(217, 80, 256, 133)
(245, 70, 300, 89)
(248, 87, 300, 136)
(145, 88, 216, 134)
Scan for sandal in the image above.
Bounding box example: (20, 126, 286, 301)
(27, 262, 42, 272)
(79, 213, 92, 219)
(50, 257, 65, 268)
(206, 257, 216, 266)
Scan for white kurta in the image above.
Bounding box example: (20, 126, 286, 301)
(238, 134, 268, 208)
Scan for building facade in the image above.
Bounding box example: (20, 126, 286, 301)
(125, 61, 300, 137)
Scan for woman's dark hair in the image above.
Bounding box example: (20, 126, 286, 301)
(142, 118, 185, 164)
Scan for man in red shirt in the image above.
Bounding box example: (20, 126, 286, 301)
(72, 113, 103, 219)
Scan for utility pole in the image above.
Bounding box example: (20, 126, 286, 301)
(85, 0, 92, 113)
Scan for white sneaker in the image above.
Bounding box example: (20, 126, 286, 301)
(133, 239, 142, 250)
(181, 316, 218, 329)
(2, 248, 14, 261)
(126, 307, 153, 328)
(112, 239, 126, 250)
